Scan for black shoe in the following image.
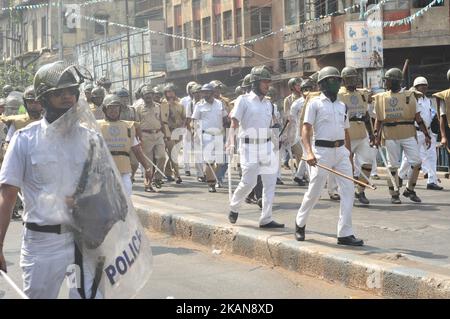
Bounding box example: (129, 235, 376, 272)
(245, 197, 256, 204)
(276, 178, 284, 185)
(152, 180, 162, 189)
(391, 195, 402, 204)
(229, 211, 238, 224)
(197, 176, 206, 183)
(357, 192, 370, 205)
(145, 186, 156, 193)
(260, 221, 285, 228)
(427, 183, 443, 191)
(424, 173, 428, 179)
(337, 235, 364, 246)
(256, 198, 262, 209)
(293, 177, 306, 186)
(176, 177, 182, 184)
(185, 171, 191, 177)
(295, 224, 305, 241)
(403, 188, 421, 203)
(208, 184, 216, 193)
(329, 194, 340, 201)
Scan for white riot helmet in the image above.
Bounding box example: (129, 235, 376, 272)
(413, 76, 428, 87)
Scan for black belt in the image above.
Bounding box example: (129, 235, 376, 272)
(110, 151, 130, 157)
(25, 222, 61, 234)
(315, 140, 345, 148)
(243, 137, 271, 144)
(384, 121, 414, 127)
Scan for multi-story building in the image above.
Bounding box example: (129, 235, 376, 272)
(163, 0, 284, 91)
(0, 0, 138, 69)
(282, 0, 450, 91)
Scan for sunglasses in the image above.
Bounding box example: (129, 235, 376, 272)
(50, 87, 79, 98)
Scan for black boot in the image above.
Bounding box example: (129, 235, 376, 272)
(295, 224, 306, 241)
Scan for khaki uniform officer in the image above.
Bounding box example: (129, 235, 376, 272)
(374, 68, 430, 204)
(89, 86, 105, 120)
(98, 94, 152, 196)
(295, 66, 363, 246)
(135, 85, 166, 190)
(3, 86, 43, 148)
(116, 87, 142, 182)
(284, 77, 303, 116)
(338, 67, 376, 205)
(160, 84, 186, 184)
(192, 84, 228, 193)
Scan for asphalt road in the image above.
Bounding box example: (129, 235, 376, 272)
(0, 221, 379, 299)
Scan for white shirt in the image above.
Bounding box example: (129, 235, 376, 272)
(5, 123, 16, 143)
(230, 91, 274, 139)
(0, 118, 99, 225)
(416, 96, 433, 128)
(180, 96, 192, 115)
(192, 98, 227, 132)
(304, 93, 350, 141)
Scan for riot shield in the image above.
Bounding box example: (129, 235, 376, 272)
(36, 88, 153, 299)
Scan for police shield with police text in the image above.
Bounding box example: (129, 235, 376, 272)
(0, 61, 152, 299)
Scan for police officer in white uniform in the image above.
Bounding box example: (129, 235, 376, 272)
(399, 76, 443, 190)
(295, 66, 364, 246)
(0, 61, 102, 298)
(191, 83, 228, 192)
(227, 66, 285, 228)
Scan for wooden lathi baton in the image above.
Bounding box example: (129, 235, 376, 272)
(302, 158, 376, 190)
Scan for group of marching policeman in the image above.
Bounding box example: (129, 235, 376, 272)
(1, 61, 450, 248)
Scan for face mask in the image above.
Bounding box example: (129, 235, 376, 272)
(324, 79, 341, 95)
(390, 81, 401, 92)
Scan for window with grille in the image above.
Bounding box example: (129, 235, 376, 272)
(250, 7, 272, 36)
(94, 14, 108, 35)
(223, 11, 232, 40)
(202, 17, 211, 42)
(236, 8, 242, 38)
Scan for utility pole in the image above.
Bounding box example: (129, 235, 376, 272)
(125, 0, 133, 104)
(58, 0, 64, 60)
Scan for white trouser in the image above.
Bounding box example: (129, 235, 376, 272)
(20, 229, 101, 299)
(193, 133, 205, 177)
(121, 173, 132, 197)
(293, 141, 308, 179)
(352, 137, 377, 166)
(371, 156, 378, 176)
(296, 146, 355, 237)
(230, 142, 279, 226)
(399, 132, 438, 184)
(300, 140, 311, 179)
(183, 131, 192, 172)
(327, 175, 338, 195)
(385, 137, 421, 169)
(352, 137, 377, 177)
